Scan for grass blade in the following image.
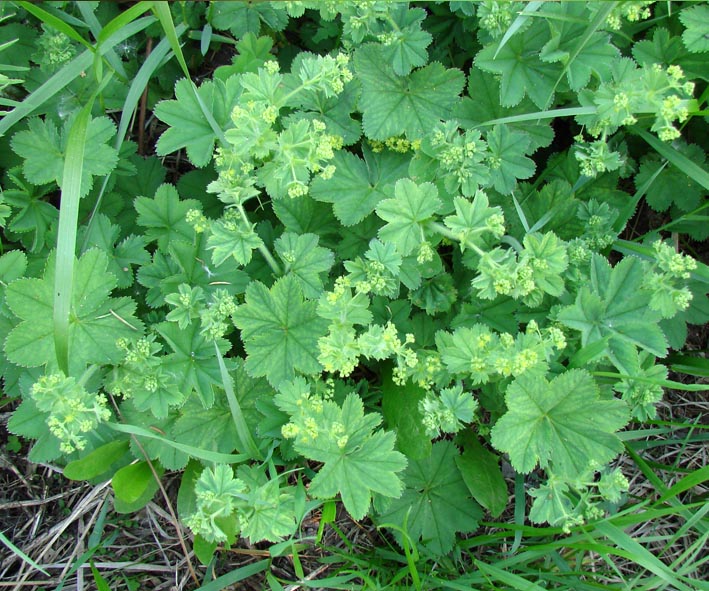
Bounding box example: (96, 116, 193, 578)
(0, 530, 50, 576)
(81, 25, 186, 248)
(0, 49, 92, 137)
(657, 465, 709, 504)
(75, 2, 128, 81)
(195, 559, 269, 591)
(544, 2, 617, 106)
(106, 422, 249, 464)
(215, 342, 263, 460)
(474, 106, 597, 128)
(594, 521, 698, 591)
(53, 104, 91, 375)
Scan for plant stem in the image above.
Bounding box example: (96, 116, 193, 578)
(237, 204, 282, 276)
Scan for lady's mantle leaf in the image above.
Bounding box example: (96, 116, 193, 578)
(4, 250, 142, 374)
(558, 255, 668, 366)
(233, 275, 328, 388)
(376, 179, 441, 256)
(275, 232, 334, 299)
(277, 388, 407, 521)
(11, 116, 118, 197)
(485, 125, 535, 195)
(154, 76, 242, 167)
(310, 148, 410, 227)
(491, 369, 629, 479)
(377, 441, 481, 555)
(475, 20, 559, 108)
(679, 5, 709, 54)
(135, 184, 200, 252)
(354, 44, 465, 140)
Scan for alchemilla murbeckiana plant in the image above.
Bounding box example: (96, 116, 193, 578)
(1, 0, 707, 560)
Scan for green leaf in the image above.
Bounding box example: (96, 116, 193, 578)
(376, 179, 442, 256)
(558, 254, 668, 364)
(111, 461, 161, 508)
(210, 1, 289, 39)
(679, 4, 709, 53)
(79, 214, 149, 288)
(354, 44, 465, 140)
(444, 192, 504, 253)
(233, 275, 328, 388)
(0, 250, 27, 287)
(310, 147, 410, 226)
(63, 440, 130, 481)
(377, 441, 481, 555)
(119, 406, 187, 470)
(154, 75, 242, 167)
(135, 184, 200, 252)
(454, 69, 554, 151)
(381, 364, 431, 460)
(538, 2, 618, 92)
(207, 218, 264, 267)
(7, 397, 62, 463)
(485, 125, 535, 194)
(157, 321, 231, 409)
(4, 250, 142, 374)
(292, 77, 362, 146)
(475, 20, 559, 108)
(275, 232, 334, 299)
(11, 116, 119, 197)
(636, 143, 706, 212)
(491, 369, 629, 478)
(456, 434, 507, 517)
(380, 5, 432, 76)
(2, 173, 59, 253)
(277, 386, 407, 520)
(214, 34, 275, 80)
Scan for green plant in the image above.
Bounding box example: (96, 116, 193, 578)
(0, 1, 707, 583)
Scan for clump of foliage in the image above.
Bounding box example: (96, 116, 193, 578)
(0, 0, 707, 573)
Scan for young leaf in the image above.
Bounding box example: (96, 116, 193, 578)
(377, 441, 481, 555)
(157, 321, 231, 409)
(491, 369, 629, 478)
(233, 275, 328, 388)
(485, 125, 535, 194)
(354, 44, 465, 140)
(135, 184, 200, 252)
(376, 179, 442, 256)
(379, 5, 432, 76)
(274, 232, 334, 299)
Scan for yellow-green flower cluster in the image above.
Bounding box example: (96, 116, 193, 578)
(31, 374, 111, 454)
(369, 136, 421, 154)
(605, 1, 654, 30)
